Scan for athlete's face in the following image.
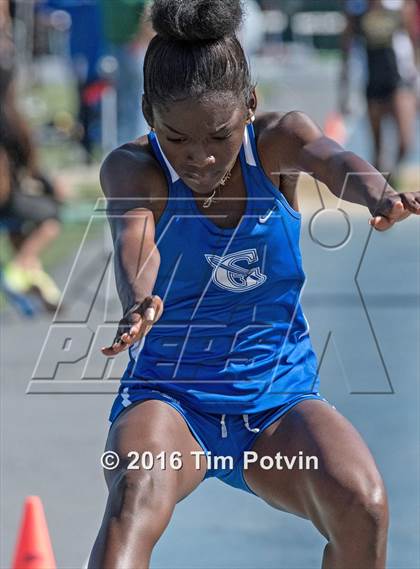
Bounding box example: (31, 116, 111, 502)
(150, 97, 252, 195)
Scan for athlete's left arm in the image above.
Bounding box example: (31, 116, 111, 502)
(273, 111, 420, 231)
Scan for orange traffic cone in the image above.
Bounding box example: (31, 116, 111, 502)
(12, 496, 56, 569)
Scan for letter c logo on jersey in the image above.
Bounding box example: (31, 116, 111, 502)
(205, 248, 267, 293)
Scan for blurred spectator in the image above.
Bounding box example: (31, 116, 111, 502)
(0, 65, 64, 312)
(341, 0, 418, 180)
(415, 0, 420, 63)
(100, 0, 154, 145)
(41, 0, 108, 162)
(0, 0, 13, 62)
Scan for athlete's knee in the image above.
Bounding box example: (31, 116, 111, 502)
(322, 474, 389, 543)
(108, 468, 176, 541)
(112, 467, 175, 514)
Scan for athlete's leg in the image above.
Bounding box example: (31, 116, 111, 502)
(390, 87, 416, 168)
(243, 399, 388, 569)
(367, 98, 388, 171)
(88, 400, 207, 569)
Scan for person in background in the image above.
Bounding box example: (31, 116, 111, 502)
(42, 0, 107, 162)
(341, 0, 418, 185)
(0, 1, 13, 58)
(100, 0, 154, 145)
(0, 64, 63, 312)
(415, 0, 420, 68)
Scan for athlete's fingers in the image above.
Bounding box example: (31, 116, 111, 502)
(386, 200, 405, 219)
(120, 332, 137, 345)
(369, 216, 395, 231)
(400, 192, 420, 215)
(101, 341, 129, 356)
(127, 309, 158, 343)
(129, 317, 144, 337)
(141, 321, 155, 339)
(144, 295, 164, 322)
(102, 295, 164, 356)
(130, 296, 163, 339)
(368, 198, 414, 230)
(102, 325, 133, 355)
(153, 296, 164, 318)
(395, 210, 412, 222)
(130, 319, 152, 343)
(101, 321, 142, 356)
(390, 199, 411, 222)
(101, 339, 123, 355)
(144, 306, 156, 322)
(131, 318, 144, 334)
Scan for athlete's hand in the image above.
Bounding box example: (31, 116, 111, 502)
(101, 295, 164, 356)
(368, 191, 420, 231)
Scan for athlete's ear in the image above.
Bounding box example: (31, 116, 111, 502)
(247, 88, 258, 121)
(142, 95, 154, 130)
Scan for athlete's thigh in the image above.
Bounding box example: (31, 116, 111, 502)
(105, 399, 207, 502)
(244, 399, 385, 521)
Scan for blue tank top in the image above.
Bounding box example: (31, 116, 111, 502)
(119, 123, 320, 413)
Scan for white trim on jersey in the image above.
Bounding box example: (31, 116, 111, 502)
(153, 135, 180, 183)
(243, 125, 257, 167)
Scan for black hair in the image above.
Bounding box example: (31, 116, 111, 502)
(144, 0, 253, 112)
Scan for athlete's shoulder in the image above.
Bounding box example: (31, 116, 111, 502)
(100, 135, 167, 203)
(254, 111, 323, 169)
(255, 111, 322, 145)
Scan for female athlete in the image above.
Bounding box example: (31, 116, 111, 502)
(88, 1, 420, 567)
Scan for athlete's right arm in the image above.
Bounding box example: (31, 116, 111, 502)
(99, 147, 164, 356)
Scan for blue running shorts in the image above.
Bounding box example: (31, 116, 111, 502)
(109, 388, 333, 496)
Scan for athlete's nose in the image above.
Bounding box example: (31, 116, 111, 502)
(187, 146, 216, 169)
(205, 155, 216, 166)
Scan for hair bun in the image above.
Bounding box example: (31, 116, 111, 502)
(151, 0, 244, 42)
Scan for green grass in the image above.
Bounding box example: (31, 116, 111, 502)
(25, 82, 78, 128)
(74, 182, 102, 201)
(24, 79, 105, 171)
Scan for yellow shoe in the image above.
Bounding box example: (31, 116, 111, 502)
(2, 263, 31, 294)
(28, 268, 62, 311)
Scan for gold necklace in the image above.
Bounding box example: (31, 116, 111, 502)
(202, 170, 232, 208)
